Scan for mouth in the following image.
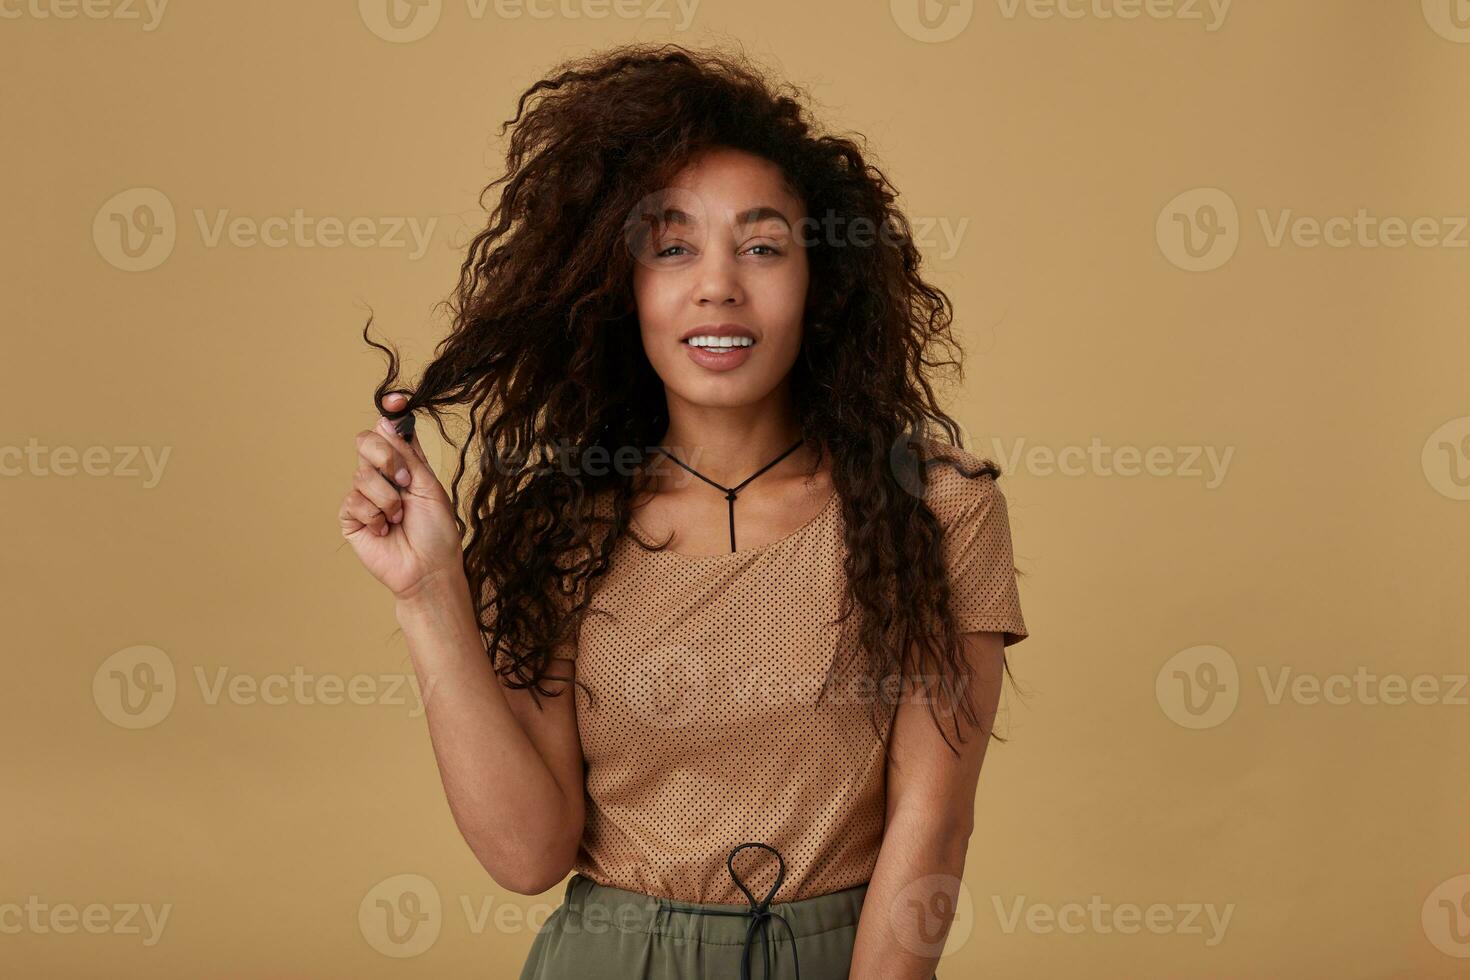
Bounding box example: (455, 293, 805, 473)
(681, 335, 757, 354)
(680, 327, 756, 372)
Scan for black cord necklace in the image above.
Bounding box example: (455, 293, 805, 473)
(651, 437, 806, 553)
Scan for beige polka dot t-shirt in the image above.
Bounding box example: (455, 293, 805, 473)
(569, 441, 1029, 905)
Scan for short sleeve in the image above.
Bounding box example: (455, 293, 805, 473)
(928, 463, 1030, 647)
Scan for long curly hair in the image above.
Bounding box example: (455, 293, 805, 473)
(364, 40, 1023, 766)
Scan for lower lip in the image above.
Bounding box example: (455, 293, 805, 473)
(683, 341, 754, 372)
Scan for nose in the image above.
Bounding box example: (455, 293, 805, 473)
(693, 243, 743, 307)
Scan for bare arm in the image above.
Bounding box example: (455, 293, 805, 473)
(397, 575, 585, 895)
(339, 394, 584, 896)
(847, 630, 1007, 980)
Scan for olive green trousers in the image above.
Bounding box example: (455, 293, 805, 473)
(518, 871, 937, 980)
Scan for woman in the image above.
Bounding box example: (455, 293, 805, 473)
(338, 41, 1030, 980)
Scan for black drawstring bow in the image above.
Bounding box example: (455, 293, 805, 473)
(657, 842, 800, 980)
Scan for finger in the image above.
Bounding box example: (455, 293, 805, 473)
(374, 416, 433, 487)
(339, 488, 391, 537)
(380, 391, 409, 413)
(339, 488, 386, 535)
(356, 427, 413, 490)
(353, 462, 404, 525)
(381, 408, 431, 468)
(398, 416, 432, 468)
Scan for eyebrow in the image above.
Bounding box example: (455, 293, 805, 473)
(656, 204, 792, 231)
(735, 205, 792, 230)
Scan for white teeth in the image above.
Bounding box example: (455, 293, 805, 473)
(685, 335, 754, 349)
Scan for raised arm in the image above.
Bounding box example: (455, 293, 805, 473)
(339, 393, 585, 895)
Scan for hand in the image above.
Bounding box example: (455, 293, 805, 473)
(338, 392, 464, 601)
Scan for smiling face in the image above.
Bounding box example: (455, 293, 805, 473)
(629, 146, 811, 412)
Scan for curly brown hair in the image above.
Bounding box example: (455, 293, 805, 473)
(364, 39, 1023, 766)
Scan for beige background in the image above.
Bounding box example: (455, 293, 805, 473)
(5, 1, 1469, 977)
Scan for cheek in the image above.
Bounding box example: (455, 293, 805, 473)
(631, 273, 683, 377)
(632, 269, 680, 335)
(768, 263, 810, 349)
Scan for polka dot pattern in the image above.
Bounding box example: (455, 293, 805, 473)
(569, 441, 1029, 904)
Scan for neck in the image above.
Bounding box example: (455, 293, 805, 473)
(653, 387, 808, 490)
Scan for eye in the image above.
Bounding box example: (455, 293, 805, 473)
(745, 243, 782, 257)
(655, 243, 692, 258)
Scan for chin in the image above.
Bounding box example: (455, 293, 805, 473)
(680, 370, 788, 404)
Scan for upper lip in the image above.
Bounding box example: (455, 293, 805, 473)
(681, 323, 756, 343)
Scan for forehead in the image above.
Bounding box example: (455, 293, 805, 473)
(665, 147, 804, 221)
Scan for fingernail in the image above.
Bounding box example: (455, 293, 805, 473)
(389, 509, 403, 524)
(395, 468, 412, 487)
(378, 417, 395, 437)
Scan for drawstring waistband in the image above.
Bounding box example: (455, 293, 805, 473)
(657, 842, 800, 980)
